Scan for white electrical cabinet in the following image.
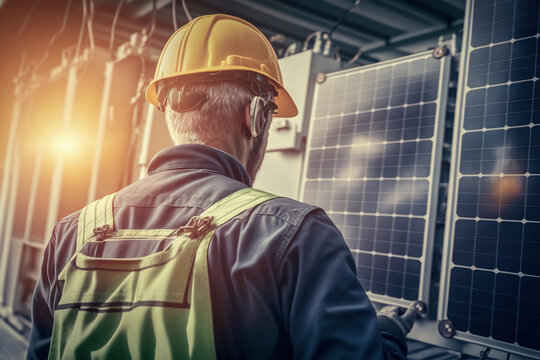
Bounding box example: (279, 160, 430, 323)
(254, 51, 342, 199)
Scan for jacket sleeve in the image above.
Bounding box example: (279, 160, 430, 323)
(278, 209, 407, 360)
(26, 225, 58, 360)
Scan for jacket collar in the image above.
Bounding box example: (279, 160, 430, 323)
(147, 144, 252, 187)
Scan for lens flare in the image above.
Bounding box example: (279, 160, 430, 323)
(52, 132, 79, 155)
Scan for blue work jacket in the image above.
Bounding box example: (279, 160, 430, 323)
(27, 144, 406, 359)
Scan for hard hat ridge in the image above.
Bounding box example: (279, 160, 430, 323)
(145, 14, 298, 118)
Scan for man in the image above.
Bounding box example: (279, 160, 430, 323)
(28, 14, 417, 359)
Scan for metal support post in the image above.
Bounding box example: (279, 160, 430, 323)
(44, 65, 78, 242)
(0, 94, 24, 306)
(87, 62, 115, 203)
(138, 104, 156, 180)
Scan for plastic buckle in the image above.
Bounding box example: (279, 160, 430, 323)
(93, 224, 114, 241)
(177, 216, 216, 239)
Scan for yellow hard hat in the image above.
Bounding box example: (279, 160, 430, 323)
(145, 14, 298, 118)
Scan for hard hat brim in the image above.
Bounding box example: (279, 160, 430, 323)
(145, 68, 298, 118)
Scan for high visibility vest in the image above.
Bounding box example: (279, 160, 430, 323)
(49, 188, 278, 360)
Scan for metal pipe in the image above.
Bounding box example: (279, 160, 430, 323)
(44, 65, 78, 241)
(0, 94, 24, 306)
(138, 104, 156, 180)
(0, 153, 21, 320)
(87, 61, 115, 203)
(4, 151, 43, 327)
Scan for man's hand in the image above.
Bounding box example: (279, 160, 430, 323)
(377, 301, 426, 339)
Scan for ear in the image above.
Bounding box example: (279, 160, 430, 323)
(244, 103, 251, 130)
(248, 96, 269, 137)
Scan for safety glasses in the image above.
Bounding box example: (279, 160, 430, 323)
(156, 87, 209, 113)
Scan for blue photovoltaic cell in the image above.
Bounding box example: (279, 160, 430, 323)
(302, 53, 446, 303)
(448, 268, 540, 349)
(464, 81, 540, 130)
(452, 220, 540, 275)
(471, 0, 539, 47)
(468, 38, 539, 87)
(446, 0, 540, 353)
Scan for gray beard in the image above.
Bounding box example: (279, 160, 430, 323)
(246, 131, 265, 183)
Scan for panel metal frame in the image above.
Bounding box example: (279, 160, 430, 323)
(8, 150, 44, 318)
(0, 84, 43, 329)
(0, 96, 24, 308)
(137, 103, 158, 180)
(438, 0, 540, 358)
(44, 65, 79, 241)
(87, 54, 147, 201)
(300, 50, 451, 307)
(87, 62, 115, 203)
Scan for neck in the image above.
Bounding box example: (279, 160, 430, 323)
(179, 134, 253, 172)
(212, 137, 252, 170)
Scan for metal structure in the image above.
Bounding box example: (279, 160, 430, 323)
(0, 47, 110, 327)
(300, 50, 451, 308)
(0, 40, 152, 328)
(0, 71, 39, 329)
(87, 32, 152, 201)
(438, 0, 540, 358)
(124, 0, 465, 65)
(254, 51, 342, 198)
(133, 102, 170, 181)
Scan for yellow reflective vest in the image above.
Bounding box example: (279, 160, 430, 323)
(49, 188, 277, 359)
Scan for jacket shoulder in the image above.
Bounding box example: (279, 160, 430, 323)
(251, 194, 320, 226)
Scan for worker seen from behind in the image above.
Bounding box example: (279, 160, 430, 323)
(27, 14, 420, 359)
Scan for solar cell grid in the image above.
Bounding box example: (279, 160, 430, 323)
(302, 52, 449, 305)
(443, 0, 540, 355)
(471, 0, 539, 47)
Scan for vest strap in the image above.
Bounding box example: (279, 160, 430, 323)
(76, 193, 116, 250)
(199, 187, 277, 227)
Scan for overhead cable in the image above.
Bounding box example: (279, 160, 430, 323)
(35, 0, 72, 70)
(348, 47, 362, 64)
(172, 0, 178, 30)
(109, 0, 126, 58)
(328, 0, 362, 38)
(123, 0, 157, 188)
(86, 0, 95, 50)
(74, 0, 88, 60)
(181, 0, 193, 21)
(141, 0, 157, 79)
(47, 0, 73, 48)
(16, 0, 41, 37)
(302, 31, 321, 52)
(173, 0, 192, 30)
(145, 0, 157, 41)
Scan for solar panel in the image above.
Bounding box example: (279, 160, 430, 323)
(440, 0, 540, 357)
(301, 51, 451, 307)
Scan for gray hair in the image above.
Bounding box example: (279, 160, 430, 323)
(164, 81, 254, 146)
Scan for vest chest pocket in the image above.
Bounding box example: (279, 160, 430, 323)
(57, 229, 202, 311)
